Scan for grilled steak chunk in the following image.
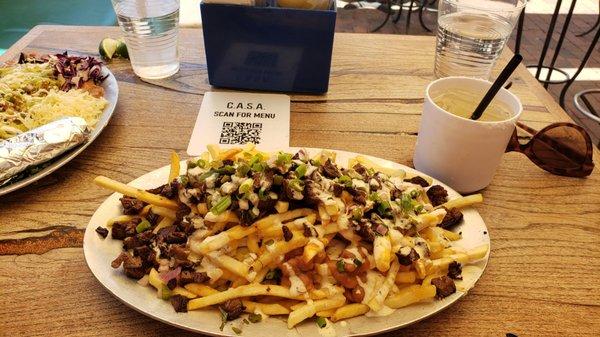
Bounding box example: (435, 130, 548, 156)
(120, 196, 145, 215)
(95, 226, 109, 238)
(170, 295, 189, 313)
(426, 185, 448, 206)
(405, 176, 430, 187)
(439, 207, 463, 229)
(220, 299, 245, 320)
(431, 275, 456, 298)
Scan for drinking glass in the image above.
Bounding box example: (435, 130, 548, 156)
(111, 0, 180, 79)
(434, 0, 526, 80)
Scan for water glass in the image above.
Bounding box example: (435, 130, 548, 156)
(111, 0, 180, 79)
(434, 0, 526, 80)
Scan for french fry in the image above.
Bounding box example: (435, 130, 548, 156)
(153, 217, 174, 234)
(242, 300, 290, 315)
(439, 194, 483, 210)
(303, 234, 334, 263)
(254, 209, 316, 232)
(184, 283, 219, 297)
(151, 206, 177, 219)
(172, 287, 197, 299)
(316, 309, 335, 317)
(250, 236, 309, 274)
(368, 259, 400, 311)
(396, 271, 417, 284)
(247, 233, 260, 254)
(94, 176, 179, 209)
(106, 215, 138, 227)
(188, 284, 304, 310)
(204, 210, 239, 223)
(384, 284, 437, 309)
(287, 295, 346, 328)
(374, 235, 392, 272)
(330, 303, 370, 322)
(207, 252, 250, 280)
(430, 244, 488, 271)
(414, 208, 447, 232)
(168, 151, 180, 182)
(191, 225, 256, 254)
(348, 156, 406, 178)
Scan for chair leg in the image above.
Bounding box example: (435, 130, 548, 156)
(418, 0, 434, 32)
(406, 1, 415, 30)
(576, 1, 600, 37)
(559, 27, 600, 108)
(372, 1, 393, 32)
(394, 1, 404, 24)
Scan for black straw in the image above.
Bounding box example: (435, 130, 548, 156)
(470, 54, 523, 120)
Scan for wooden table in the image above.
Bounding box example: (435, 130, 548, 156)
(1, 26, 598, 336)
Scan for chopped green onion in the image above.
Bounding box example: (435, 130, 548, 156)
(248, 154, 263, 166)
(232, 327, 242, 335)
(237, 164, 250, 177)
(196, 159, 208, 168)
(239, 179, 253, 194)
(219, 307, 228, 331)
(353, 258, 363, 267)
(336, 260, 345, 273)
(251, 162, 265, 172)
(316, 317, 327, 328)
(265, 239, 275, 246)
(273, 175, 283, 185)
(199, 170, 216, 181)
(210, 196, 232, 215)
(289, 179, 304, 192)
(338, 175, 352, 187)
(352, 208, 363, 220)
(401, 194, 413, 212)
(414, 204, 424, 214)
(218, 165, 236, 175)
(187, 161, 197, 169)
(161, 285, 172, 300)
(258, 188, 267, 200)
(410, 190, 419, 198)
(276, 152, 292, 166)
(243, 319, 250, 325)
(295, 164, 307, 178)
(136, 219, 152, 233)
(178, 174, 188, 186)
(369, 192, 381, 202)
(248, 313, 262, 323)
(377, 201, 390, 214)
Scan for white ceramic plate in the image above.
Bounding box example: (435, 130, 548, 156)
(0, 68, 118, 196)
(84, 148, 490, 337)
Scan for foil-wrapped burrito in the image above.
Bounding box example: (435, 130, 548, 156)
(0, 117, 90, 182)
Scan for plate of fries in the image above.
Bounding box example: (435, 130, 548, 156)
(84, 145, 490, 336)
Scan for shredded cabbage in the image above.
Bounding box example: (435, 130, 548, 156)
(0, 60, 107, 140)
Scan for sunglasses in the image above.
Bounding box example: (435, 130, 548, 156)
(506, 122, 594, 177)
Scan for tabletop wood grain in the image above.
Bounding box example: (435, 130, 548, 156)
(0, 25, 598, 337)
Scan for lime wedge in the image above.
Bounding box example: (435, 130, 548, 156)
(99, 38, 119, 60)
(115, 39, 129, 59)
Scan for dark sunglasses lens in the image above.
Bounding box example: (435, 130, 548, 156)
(530, 125, 588, 169)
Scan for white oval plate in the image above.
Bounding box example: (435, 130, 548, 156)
(0, 68, 118, 196)
(84, 148, 490, 337)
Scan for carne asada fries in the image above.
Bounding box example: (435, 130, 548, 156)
(94, 145, 486, 331)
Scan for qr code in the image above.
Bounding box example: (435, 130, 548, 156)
(219, 122, 262, 145)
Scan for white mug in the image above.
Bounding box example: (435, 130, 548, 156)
(414, 76, 523, 193)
